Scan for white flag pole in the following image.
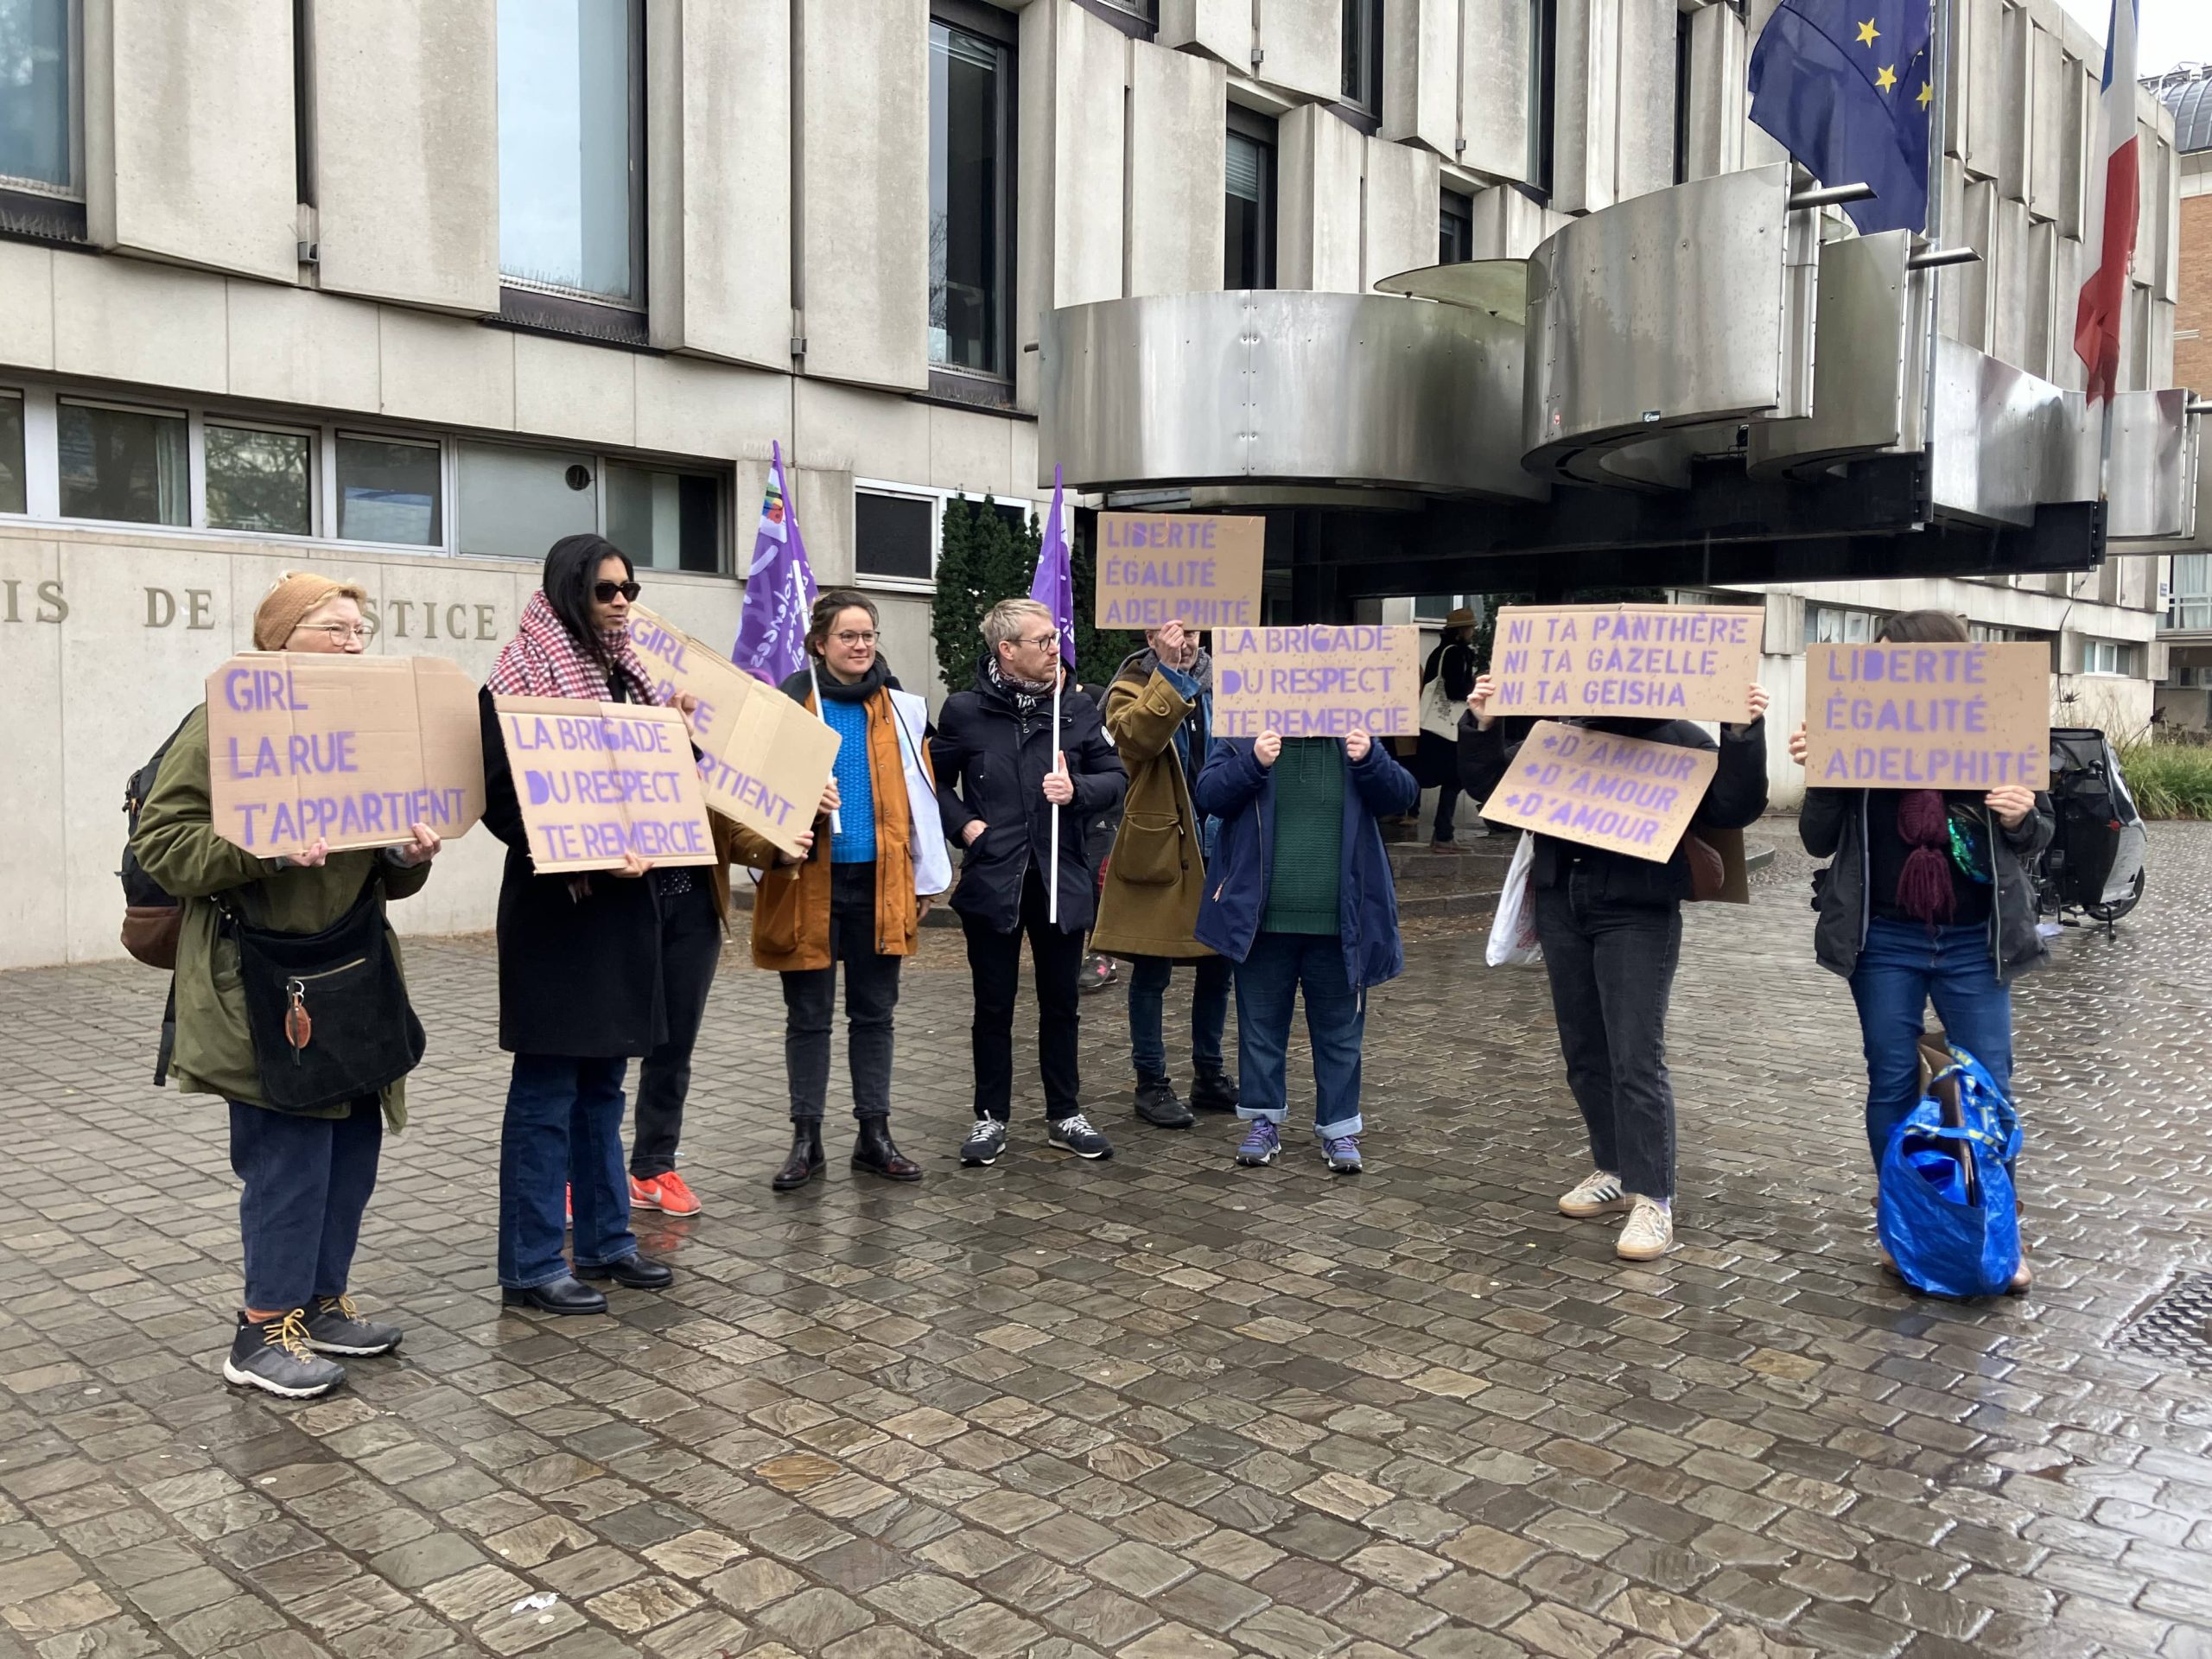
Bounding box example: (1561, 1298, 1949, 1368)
(1047, 671, 1063, 925)
(810, 659, 842, 839)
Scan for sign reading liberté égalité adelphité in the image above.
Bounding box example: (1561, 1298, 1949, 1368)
(1095, 513, 1264, 631)
(1805, 641, 2050, 789)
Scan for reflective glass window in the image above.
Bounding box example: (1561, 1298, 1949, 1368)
(607, 462, 721, 573)
(1440, 192, 1472, 264)
(929, 20, 1010, 378)
(337, 435, 442, 547)
(457, 442, 598, 561)
(207, 424, 313, 537)
(856, 490, 934, 582)
(0, 391, 23, 514)
(497, 0, 642, 304)
(0, 0, 73, 194)
(1225, 127, 1274, 290)
(56, 399, 187, 526)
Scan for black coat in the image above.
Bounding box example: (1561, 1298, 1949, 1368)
(1459, 711, 1770, 906)
(931, 660, 1127, 933)
(478, 687, 669, 1058)
(1801, 787, 2056, 986)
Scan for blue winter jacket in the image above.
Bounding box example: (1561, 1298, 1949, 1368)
(1192, 738, 1420, 990)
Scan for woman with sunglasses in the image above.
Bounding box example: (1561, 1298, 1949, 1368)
(729, 590, 941, 1189)
(480, 536, 688, 1314)
(134, 571, 443, 1397)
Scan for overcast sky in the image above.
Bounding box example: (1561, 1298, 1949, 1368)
(2054, 0, 2209, 77)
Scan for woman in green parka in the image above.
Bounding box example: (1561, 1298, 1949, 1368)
(133, 573, 443, 1400)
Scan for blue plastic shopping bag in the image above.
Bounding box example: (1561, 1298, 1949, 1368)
(1876, 1042, 2023, 1299)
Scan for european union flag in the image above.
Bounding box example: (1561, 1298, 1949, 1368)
(1749, 0, 1934, 235)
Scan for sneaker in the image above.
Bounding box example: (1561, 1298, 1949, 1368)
(1235, 1119, 1281, 1166)
(304, 1294, 402, 1357)
(1616, 1198, 1674, 1262)
(223, 1310, 346, 1398)
(1430, 840, 1469, 855)
(563, 1185, 571, 1228)
(961, 1118, 1008, 1166)
(1558, 1170, 1633, 1219)
(631, 1172, 702, 1217)
(1078, 953, 1119, 995)
(1133, 1074, 1194, 1129)
(1322, 1135, 1363, 1173)
(1046, 1114, 1114, 1160)
(1189, 1068, 1238, 1113)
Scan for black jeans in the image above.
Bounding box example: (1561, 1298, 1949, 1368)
(1431, 777, 1463, 843)
(963, 866, 1085, 1122)
(781, 862, 904, 1122)
(1532, 869, 1683, 1201)
(630, 880, 723, 1179)
(229, 1096, 382, 1312)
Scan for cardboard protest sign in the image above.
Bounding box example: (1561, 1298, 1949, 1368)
(1805, 642, 2049, 790)
(207, 653, 484, 859)
(1486, 603, 1766, 722)
(1214, 626, 1422, 739)
(491, 696, 718, 873)
(1095, 512, 1265, 631)
(1476, 719, 1719, 863)
(627, 607, 840, 859)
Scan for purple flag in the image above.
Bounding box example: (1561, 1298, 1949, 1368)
(732, 442, 817, 685)
(1030, 464, 1076, 673)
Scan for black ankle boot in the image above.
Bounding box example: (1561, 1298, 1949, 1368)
(1190, 1067, 1239, 1113)
(1134, 1072, 1194, 1128)
(771, 1122, 825, 1191)
(853, 1116, 923, 1182)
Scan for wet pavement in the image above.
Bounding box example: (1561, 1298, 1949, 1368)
(1, 820, 2209, 1659)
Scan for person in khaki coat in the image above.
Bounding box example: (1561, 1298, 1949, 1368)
(1091, 620, 1236, 1130)
(726, 591, 941, 1192)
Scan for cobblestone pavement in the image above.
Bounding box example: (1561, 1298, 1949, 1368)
(3, 822, 2209, 1659)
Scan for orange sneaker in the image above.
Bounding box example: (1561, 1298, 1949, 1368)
(563, 1185, 571, 1227)
(630, 1173, 702, 1217)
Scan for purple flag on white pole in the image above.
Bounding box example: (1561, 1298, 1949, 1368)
(1030, 464, 1077, 673)
(732, 442, 817, 685)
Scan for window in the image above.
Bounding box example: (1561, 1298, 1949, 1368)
(2170, 554, 2211, 631)
(0, 0, 74, 198)
(496, 0, 644, 307)
(338, 435, 442, 547)
(206, 424, 314, 537)
(1341, 0, 1382, 111)
(929, 14, 1014, 379)
(56, 398, 187, 526)
(1528, 0, 1555, 195)
(457, 442, 599, 562)
(0, 390, 23, 514)
(1672, 8, 1693, 184)
(1807, 603, 1878, 645)
(1225, 112, 1276, 290)
(2081, 638, 2134, 677)
(1968, 622, 2014, 645)
(857, 489, 937, 583)
(607, 462, 720, 573)
(1439, 191, 1473, 265)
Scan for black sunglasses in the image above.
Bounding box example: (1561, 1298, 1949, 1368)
(594, 580, 641, 603)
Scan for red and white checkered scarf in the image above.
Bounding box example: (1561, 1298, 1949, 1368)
(487, 590, 657, 704)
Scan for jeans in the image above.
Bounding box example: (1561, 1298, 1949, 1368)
(1128, 955, 1233, 1078)
(499, 1054, 637, 1289)
(631, 880, 723, 1178)
(1431, 777, 1462, 843)
(1532, 873, 1683, 1201)
(963, 867, 1084, 1122)
(782, 862, 904, 1122)
(1233, 931, 1365, 1138)
(229, 1097, 383, 1311)
(1849, 917, 2014, 1166)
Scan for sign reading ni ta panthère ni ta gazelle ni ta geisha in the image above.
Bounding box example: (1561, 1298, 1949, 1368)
(1484, 603, 1766, 724)
(1805, 641, 2050, 790)
(1213, 626, 1424, 739)
(493, 696, 720, 874)
(207, 653, 486, 859)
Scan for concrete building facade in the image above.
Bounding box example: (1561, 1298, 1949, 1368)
(0, 0, 2188, 965)
(2150, 62, 2209, 724)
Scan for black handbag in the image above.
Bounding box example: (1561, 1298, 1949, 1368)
(222, 874, 426, 1113)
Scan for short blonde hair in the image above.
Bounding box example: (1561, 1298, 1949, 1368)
(981, 597, 1052, 652)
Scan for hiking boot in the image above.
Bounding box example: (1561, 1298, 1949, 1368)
(961, 1118, 1008, 1166)
(1189, 1068, 1239, 1113)
(1616, 1198, 1675, 1262)
(223, 1311, 346, 1399)
(1322, 1135, 1363, 1174)
(1046, 1114, 1113, 1160)
(1134, 1074, 1194, 1129)
(304, 1294, 401, 1357)
(1557, 1170, 1633, 1219)
(1235, 1120, 1281, 1166)
(631, 1172, 702, 1217)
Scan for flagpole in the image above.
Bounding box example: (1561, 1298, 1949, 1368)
(1048, 673, 1062, 926)
(1920, 0, 1952, 474)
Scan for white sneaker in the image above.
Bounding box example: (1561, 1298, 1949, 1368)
(1558, 1170, 1632, 1219)
(1616, 1198, 1674, 1262)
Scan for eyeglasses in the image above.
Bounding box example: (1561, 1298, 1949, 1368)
(831, 630, 879, 646)
(1019, 632, 1059, 651)
(594, 580, 641, 603)
(297, 622, 372, 644)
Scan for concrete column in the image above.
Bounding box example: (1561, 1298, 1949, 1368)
(1553, 0, 1619, 214)
(1684, 2, 1746, 183)
(1465, 183, 1563, 260)
(1277, 105, 1363, 292)
(1128, 44, 1225, 299)
(1362, 137, 1439, 291)
(1382, 0, 1459, 156)
(82, 0, 299, 283)
(1256, 0, 1341, 105)
(1458, 0, 1535, 185)
(312, 0, 500, 313)
(1613, 0, 1675, 204)
(1159, 0, 1249, 68)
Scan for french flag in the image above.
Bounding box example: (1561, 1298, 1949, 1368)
(2074, 0, 2140, 405)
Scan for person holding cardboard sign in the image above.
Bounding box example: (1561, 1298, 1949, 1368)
(1789, 610, 2054, 1291)
(480, 536, 684, 1315)
(1459, 671, 1770, 1262)
(725, 591, 944, 1191)
(133, 571, 444, 1400)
